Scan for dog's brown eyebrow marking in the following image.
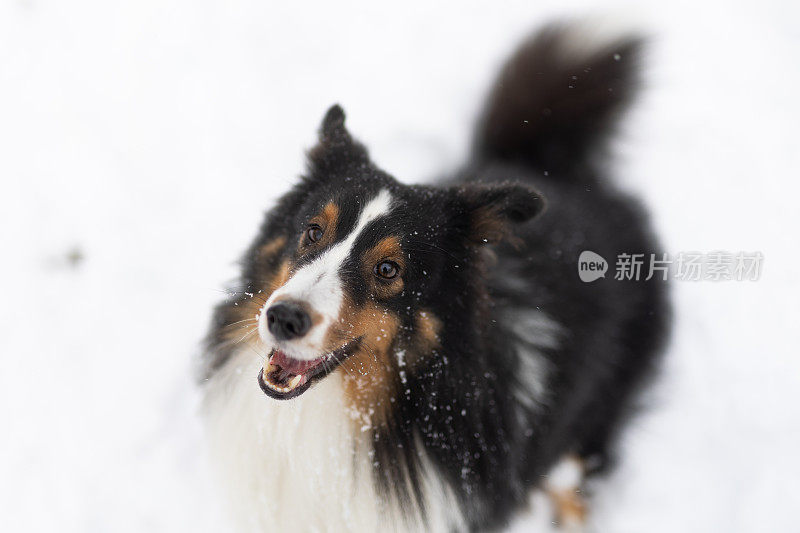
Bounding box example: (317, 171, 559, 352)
(257, 236, 287, 261)
(371, 236, 404, 263)
(320, 202, 339, 226)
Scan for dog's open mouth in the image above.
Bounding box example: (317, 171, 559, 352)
(257, 341, 358, 400)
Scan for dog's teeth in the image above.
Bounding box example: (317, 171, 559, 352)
(289, 375, 302, 389)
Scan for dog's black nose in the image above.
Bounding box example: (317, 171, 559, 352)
(266, 302, 312, 340)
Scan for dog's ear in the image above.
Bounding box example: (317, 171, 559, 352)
(319, 104, 349, 143)
(452, 182, 546, 245)
(307, 104, 369, 175)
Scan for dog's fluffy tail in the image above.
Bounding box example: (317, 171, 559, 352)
(473, 24, 643, 178)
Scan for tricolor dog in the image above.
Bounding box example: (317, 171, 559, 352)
(201, 24, 670, 532)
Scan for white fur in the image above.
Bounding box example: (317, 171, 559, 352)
(545, 456, 583, 492)
(506, 309, 560, 411)
(506, 457, 587, 533)
(545, 456, 587, 533)
(258, 189, 394, 361)
(203, 347, 466, 533)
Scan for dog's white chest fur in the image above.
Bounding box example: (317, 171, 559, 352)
(202, 350, 463, 533)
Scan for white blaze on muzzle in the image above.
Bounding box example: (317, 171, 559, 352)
(258, 189, 393, 360)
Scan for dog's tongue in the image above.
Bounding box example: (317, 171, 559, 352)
(269, 350, 323, 374)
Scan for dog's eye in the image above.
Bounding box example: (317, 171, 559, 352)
(374, 260, 399, 280)
(306, 225, 323, 243)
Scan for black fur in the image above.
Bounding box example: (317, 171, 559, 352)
(204, 24, 670, 532)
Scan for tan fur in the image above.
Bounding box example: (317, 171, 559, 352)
(415, 309, 441, 352)
(325, 297, 400, 428)
(550, 489, 586, 526)
(323, 307, 441, 428)
(471, 205, 522, 247)
(256, 236, 286, 262)
(398, 309, 441, 367)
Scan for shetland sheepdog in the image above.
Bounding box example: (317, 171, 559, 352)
(201, 24, 670, 532)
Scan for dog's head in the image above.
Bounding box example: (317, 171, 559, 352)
(225, 106, 545, 418)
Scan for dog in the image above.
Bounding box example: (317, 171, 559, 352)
(201, 24, 670, 532)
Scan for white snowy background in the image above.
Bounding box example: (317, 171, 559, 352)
(1, 0, 798, 531)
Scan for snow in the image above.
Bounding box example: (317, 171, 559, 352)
(1, 0, 799, 531)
